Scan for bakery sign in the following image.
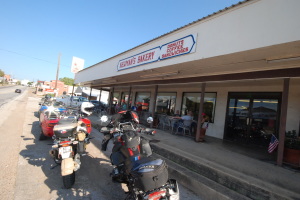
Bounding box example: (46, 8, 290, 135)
(117, 34, 197, 71)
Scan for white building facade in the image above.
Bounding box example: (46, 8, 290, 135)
(75, 0, 300, 165)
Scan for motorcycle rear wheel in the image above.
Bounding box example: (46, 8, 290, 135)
(125, 192, 141, 200)
(62, 171, 75, 189)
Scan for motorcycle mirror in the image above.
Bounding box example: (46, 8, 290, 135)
(100, 115, 109, 122)
(146, 117, 153, 124)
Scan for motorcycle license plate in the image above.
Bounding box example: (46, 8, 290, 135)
(59, 146, 72, 159)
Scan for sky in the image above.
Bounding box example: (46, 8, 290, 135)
(0, 0, 241, 82)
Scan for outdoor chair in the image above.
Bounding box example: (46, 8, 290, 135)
(158, 114, 171, 130)
(170, 118, 180, 133)
(176, 119, 193, 135)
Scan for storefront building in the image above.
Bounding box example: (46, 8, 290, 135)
(75, 0, 300, 165)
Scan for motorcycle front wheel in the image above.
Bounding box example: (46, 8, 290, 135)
(62, 171, 75, 189)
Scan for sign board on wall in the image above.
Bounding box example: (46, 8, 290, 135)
(117, 34, 197, 71)
(71, 57, 84, 73)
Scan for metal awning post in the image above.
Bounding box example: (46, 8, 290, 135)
(151, 85, 158, 128)
(109, 87, 114, 115)
(127, 86, 132, 109)
(196, 83, 206, 142)
(99, 88, 102, 103)
(89, 87, 92, 100)
(277, 78, 290, 166)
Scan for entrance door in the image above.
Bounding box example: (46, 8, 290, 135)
(225, 92, 281, 147)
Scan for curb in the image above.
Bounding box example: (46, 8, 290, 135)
(149, 143, 299, 200)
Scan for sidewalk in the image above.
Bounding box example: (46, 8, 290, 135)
(88, 114, 300, 200)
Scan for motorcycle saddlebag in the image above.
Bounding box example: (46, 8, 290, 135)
(53, 122, 77, 138)
(130, 158, 168, 192)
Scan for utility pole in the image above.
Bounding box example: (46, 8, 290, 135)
(55, 53, 61, 90)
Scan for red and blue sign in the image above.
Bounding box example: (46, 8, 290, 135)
(117, 34, 197, 71)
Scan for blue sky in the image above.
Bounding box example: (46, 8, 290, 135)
(0, 0, 241, 82)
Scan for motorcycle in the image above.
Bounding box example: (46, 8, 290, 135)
(100, 110, 180, 200)
(49, 102, 94, 188)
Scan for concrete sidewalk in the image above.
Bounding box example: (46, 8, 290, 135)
(88, 114, 300, 200)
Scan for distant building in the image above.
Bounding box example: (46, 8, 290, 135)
(21, 79, 30, 86)
(36, 80, 69, 96)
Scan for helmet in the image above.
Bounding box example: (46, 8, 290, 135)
(81, 102, 94, 116)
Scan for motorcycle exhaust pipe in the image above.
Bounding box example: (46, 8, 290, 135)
(49, 150, 56, 158)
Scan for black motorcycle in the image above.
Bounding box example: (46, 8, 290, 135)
(100, 110, 180, 200)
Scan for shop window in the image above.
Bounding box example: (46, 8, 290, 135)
(182, 92, 216, 122)
(135, 92, 150, 111)
(155, 92, 176, 115)
(121, 92, 129, 104)
(113, 92, 120, 104)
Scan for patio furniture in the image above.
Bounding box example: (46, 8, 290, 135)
(176, 119, 193, 135)
(157, 114, 171, 130)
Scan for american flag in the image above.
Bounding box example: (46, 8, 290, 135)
(268, 134, 279, 153)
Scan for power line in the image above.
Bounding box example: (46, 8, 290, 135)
(0, 48, 70, 68)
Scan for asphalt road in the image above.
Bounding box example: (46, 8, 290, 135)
(0, 86, 200, 200)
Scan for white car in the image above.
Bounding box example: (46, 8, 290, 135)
(55, 96, 89, 107)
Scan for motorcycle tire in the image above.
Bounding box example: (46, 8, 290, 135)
(125, 192, 141, 200)
(62, 171, 75, 189)
(39, 130, 47, 140)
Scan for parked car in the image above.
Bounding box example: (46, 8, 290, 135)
(38, 101, 66, 115)
(39, 109, 61, 140)
(15, 89, 21, 93)
(55, 95, 89, 107)
(90, 100, 107, 108)
(90, 100, 108, 114)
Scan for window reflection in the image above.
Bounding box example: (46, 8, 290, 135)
(155, 92, 176, 114)
(135, 92, 150, 111)
(182, 92, 216, 122)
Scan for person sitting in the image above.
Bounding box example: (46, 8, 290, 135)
(171, 111, 193, 132)
(173, 111, 193, 120)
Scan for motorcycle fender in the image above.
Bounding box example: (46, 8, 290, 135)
(61, 158, 75, 176)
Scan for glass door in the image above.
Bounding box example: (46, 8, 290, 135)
(225, 97, 251, 142)
(225, 93, 281, 147)
(250, 99, 279, 146)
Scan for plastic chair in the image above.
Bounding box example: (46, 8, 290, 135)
(176, 119, 192, 135)
(158, 114, 170, 130)
(162, 115, 172, 130)
(170, 118, 180, 133)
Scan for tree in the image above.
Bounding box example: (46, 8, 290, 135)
(0, 69, 4, 85)
(28, 82, 33, 87)
(59, 77, 74, 86)
(0, 69, 4, 77)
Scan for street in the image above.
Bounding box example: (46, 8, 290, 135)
(0, 86, 200, 200)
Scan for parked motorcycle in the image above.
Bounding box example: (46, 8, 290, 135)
(49, 102, 94, 188)
(101, 110, 180, 200)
